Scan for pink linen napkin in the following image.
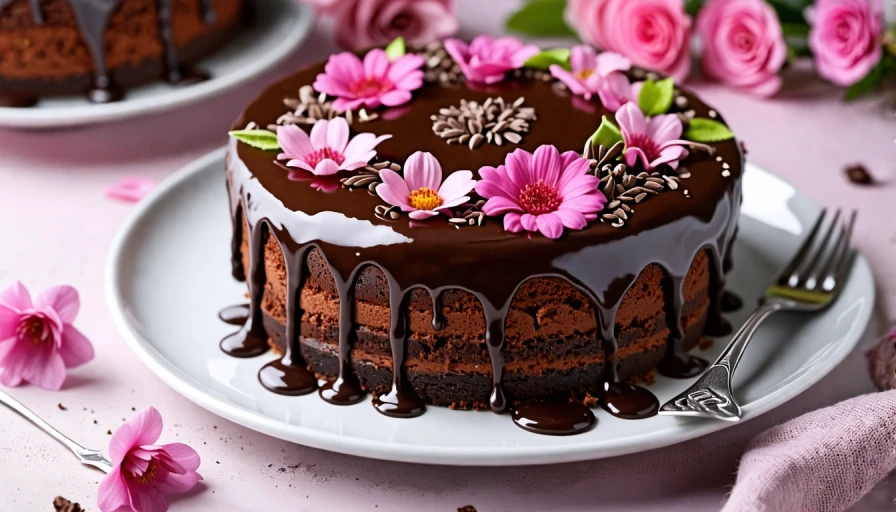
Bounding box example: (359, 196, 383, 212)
(723, 326, 896, 512)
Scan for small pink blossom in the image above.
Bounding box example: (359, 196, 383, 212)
(807, 0, 884, 87)
(376, 151, 476, 220)
(475, 145, 606, 239)
(313, 49, 425, 112)
(98, 407, 202, 512)
(566, 0, 693, 82)
(443, 36, 539, 84)
(697, 0, 788, 97)
(105, 177, 156, 204)
(331, 0, 458, 50)
(550, 46, 635, 111)
(0, 281, 93, 391)
(616, 102, 690, 171)
(276, 118, 390, 176)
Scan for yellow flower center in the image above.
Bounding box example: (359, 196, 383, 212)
(408, 187, 442, 211)
(575, 69, 594, 80)
(135, 463, 158, 484)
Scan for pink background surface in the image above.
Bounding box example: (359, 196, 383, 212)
(1, 2, 895, 510)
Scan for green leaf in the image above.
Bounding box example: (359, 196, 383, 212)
(684, 0, 703, 17)
(767, 0, 810, 24)
(843, 56, 892, 101)
(228, 129, 280, 151)
(506, 0, 575, 37)
(590, 116, 624, 149)
(638, 77, 675, 116)
(684, 118, 734, 143)
(385, 36, 406, 61)
(782, 23, 811, 57)
(524, 48, 571, 70)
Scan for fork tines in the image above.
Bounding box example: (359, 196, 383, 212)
(779, 208, 857, 293)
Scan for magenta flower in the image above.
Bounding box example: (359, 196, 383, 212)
(276, 118, 391, 176)
(0, 281, 94, 390)
(616, 102, 690, 171)
(550, 46, 634, 111)
(475, 146, 606, 239)
(312, 49, 425, 111)
(98, 407, 202, 512)
(376, 151, 476, 220)
(443, 36, 540, 84)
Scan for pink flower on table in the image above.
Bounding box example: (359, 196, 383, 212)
(105, 177, 156, 204)
(443, 36, 540, 84)
(376, 151, 476, 220)
(549, 46, 635, 111)
(0, 281, 93, 391)
(696, 0, 788, 97)
(566, 0, 693, 82)
(807, 0, 884, 87)
(98, 407, 202, 512)
(312, 49, 425, 112)
(332, 0, 458, 50)
(475, 146, 606, 239)
(276, 118, 390, 176)
(616, 102, 690, 171)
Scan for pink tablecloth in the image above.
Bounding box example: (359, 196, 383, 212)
(1, 2, 894, 510)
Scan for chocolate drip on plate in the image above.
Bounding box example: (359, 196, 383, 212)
(372, 283, 426, 418)
(156, 0, 211, 86)
(69, 0, 124, 103)
(0, 93, 38, 108)
(219, 220, 270, 358)
(721, 291, 743, 312)
(318, 266, 366, 405)
(600, 382, 659, 419)
(218, 304, 249, 326)
(512, 402, 597, 436)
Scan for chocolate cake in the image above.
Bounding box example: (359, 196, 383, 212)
(223, 38, 744, 436)
(0, 0, 243, 106)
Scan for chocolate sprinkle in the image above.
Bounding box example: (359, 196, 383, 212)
(845, 164, 874, 185)
(431, 96, 535, 148)
(53, 497, 82, 512)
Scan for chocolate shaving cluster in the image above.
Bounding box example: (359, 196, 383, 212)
(431, 96, 536, 150)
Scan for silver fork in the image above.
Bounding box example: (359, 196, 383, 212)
(659, 209, 857, 421)
(0, 387, 113, 472)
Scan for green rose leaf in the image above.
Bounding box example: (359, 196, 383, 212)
(844, 54, 894, 101)
(590, 116, 624, 149)
(524, 48, 571, 70)
(506, 0, 575, 37)
(228, 129, 280, 151)
(638, 77, 675, 116)
(385, 36, 406, 61)
(684, 118, 735, 143)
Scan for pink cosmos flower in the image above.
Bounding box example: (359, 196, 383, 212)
(332, 0, 458, 50)
(616, 102, 690, 171)
(697, 0, 788, 97)
(807, 0, 884, 87)
(549, 46, 635, 111)
(0, 281, 94, 391)
(104, 177, 156, 204)
(98, 407, 202, 512)
(566, 0, 693, 82)
(376, 151, 476, 220)
(475, 145, 606, 239)
(312, 49, 425, 112)
(443, 36, 540, 84)
(276, 118, 391, 176)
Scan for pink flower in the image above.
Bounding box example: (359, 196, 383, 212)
(550, 46, 635, 111)
(332, 0, 458, 50)
(474, 145, 606, 239)
(443, 36, 540, 84)
(313, 49, 425, 112)
(98, 407, 202, 512)
(105, 177, 156, 204)
(696, 0, 788, 97)
(276, 118, 390, 176)
(616, 102, 690, 171)
(0, 281, 93, 390)
(566, 0, 693, 82)
(807, 0, 884, 87)
(376, 151, 476, 220)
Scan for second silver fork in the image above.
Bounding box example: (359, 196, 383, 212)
(659, 209, 857, 421)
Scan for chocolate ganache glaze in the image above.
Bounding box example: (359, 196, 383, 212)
(0, 0, 219, 105)
(224, 53, 743, 435)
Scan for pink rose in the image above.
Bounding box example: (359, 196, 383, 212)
(332, 0, 459, 51)
(807, 0, 884, 87)
(567, 0, 692, 82)
(696, 0, 788, 97)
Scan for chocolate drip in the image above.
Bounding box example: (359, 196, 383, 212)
(429, 290, 445, 331)
(318, 266, 366, 405)
(484, 303, 509, 413)
(29, 0, 41, 23)
(0, 93, 38, 107)
(219, 220, 270, 358)
(199, 0, 216, 24)
(69, 0, 123, 103)
(601, 382, 659, 419)
(512, 402, 597, 436)
(156, 0, 210, 86)
(657, 274, 708, 378)
(258, 244, 317, 396)
(218, 304, 249, 325)
(372, 283, 425, 418)
(721, 290, 743, 312)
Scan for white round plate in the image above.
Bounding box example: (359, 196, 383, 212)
(107, 149, 874, 466)
(0, 0, 312, 129)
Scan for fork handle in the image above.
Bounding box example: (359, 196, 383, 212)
(713, 301, 784, 373)
(0, 388, 90, 459)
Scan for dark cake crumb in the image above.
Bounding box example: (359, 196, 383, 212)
(845, 164, 874, 185)
(458, 506, 478, 512)
(53, 496, 82, 512)
(107, 430, 112, 435)
(57, 403, 66, 411)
